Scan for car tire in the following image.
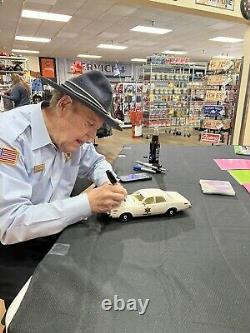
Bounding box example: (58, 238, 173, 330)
(119, 213, 132, 222)
(166, 208, 177, 216)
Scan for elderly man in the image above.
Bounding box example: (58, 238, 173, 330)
(0, 70, 126, 308)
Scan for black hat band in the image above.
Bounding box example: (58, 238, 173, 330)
(62, 81, 109, 115)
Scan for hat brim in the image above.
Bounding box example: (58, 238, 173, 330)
(41, 77, 122, 131)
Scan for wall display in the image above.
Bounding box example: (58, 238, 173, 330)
(112, 82, 142, 123)
(138, 61, 206, 137)
(240, 0, 250, 20)
(39, 57, 57, 80)
(200, 57, 242, 144)
(196, 0, 234, 11)
(0, 56, 29, 111)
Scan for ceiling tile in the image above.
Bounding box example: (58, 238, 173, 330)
(25, 0, 57, 5)
(107, 4, 138, 16)
(0, 0, 247, 61)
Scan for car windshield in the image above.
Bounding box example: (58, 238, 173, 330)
(132, 193, 144, 201)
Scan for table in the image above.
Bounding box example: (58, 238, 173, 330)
(9, 145, 250, 333)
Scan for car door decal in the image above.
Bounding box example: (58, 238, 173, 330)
(144, 206, 151, 215)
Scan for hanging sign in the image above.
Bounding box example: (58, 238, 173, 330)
(196, 0, 234, 11)
(208, 58, 234, 71)
(201, 132, 221, 144)
(205, 90, 226, 101)
(203, 105, 224, 116)
(165, 56, 189, 64)
(202, 119, 231, 130)
(206, 75, 230, 85)
(71, 61, 127, 77)
(147, 54, 189, 65)
(39, 57, 57, 80)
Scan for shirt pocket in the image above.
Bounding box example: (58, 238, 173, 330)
(31, 176, 52, 204)
(60, 163, 80, 197)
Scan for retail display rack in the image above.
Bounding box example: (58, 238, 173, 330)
(199, 57, 242, 144)
(138, 58, 206, 137)
(0, 55, 29, 111)
(112, 82, 143, 125)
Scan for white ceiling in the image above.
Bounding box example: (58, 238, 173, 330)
(0, 0, 247, 62)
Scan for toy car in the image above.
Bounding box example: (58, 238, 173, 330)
(109, 188, 191, 222)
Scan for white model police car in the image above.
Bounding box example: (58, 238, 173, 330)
(109, 188, 191, 222)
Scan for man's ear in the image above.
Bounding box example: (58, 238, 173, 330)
(57, 95, 73, 111)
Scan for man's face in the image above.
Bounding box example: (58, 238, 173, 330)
(53, 96, 104, 153)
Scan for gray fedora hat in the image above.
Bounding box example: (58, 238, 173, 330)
(42, 70, 122, 131)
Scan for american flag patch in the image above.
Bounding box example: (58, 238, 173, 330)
(0, 147, 18, 166)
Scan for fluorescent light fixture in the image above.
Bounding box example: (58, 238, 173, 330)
(130, 25, 172, 35)
(209, 36, 243, 43)
(97, 44, 127, 50)
(162, 50, 187, 55)
(77, 54, 102, 59)
(12, 49, 40, 54)
(215, 55, 238, 59)
(15, 36, 51, 43)
(22, 9, 71, 22)
(131, 58, 147, 62)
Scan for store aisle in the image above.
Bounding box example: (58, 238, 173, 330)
(96, 128, 204, 163)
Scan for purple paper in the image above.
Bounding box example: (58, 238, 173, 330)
(214, 159, 250, 170)
(243, 184, 250, 194)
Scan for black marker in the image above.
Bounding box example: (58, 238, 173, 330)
(106, 170, 118, 185)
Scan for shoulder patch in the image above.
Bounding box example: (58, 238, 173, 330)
(0, 147, 19, 166)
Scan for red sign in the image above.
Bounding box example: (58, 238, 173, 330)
(166, 56, 189, 64)
(201, 132, 221, 144)
(39, 57, 56, 79)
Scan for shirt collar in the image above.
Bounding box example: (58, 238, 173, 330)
(31, 102, 53, 150)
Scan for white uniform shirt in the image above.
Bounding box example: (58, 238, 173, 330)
(0, 103, 112, 244)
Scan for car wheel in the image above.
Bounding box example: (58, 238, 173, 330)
(119, 213, 132, 222)
(166, 208, 177, 216)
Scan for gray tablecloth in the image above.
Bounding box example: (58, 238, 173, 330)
(9, 145, 250, 333)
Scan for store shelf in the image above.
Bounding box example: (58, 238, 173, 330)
(0, 71, 25, 74)
(0, 56, 29, 111)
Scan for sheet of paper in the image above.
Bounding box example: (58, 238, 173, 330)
(228, 170, 250, 185)
(214, 159, 250, 170)
(243, 184, 250, 194)
(234, 145, 250, 156)
(199, 179, 235, 196)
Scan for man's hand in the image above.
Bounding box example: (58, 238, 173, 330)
(87, 183, 127, 214)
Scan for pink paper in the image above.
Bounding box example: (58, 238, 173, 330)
(214, 159, 250, 170)
(243, 184, 250, 194)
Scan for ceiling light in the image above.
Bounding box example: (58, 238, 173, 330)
(15, 36, 51, 43)
(162, 50, 187, 55)
(215, 55, 238, 59)
(97, 44, 127, 50)
(209, 36, 243, 43)
(131, 58, 147, 62)
(130, 25, 172, 35)
(77, 54, 102, 59)
(12, 49, 40, 54)
(22, 9, 71, 22)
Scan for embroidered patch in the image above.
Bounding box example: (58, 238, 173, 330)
(0, 147, 18, 166)
(33, 163, 45, 173)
